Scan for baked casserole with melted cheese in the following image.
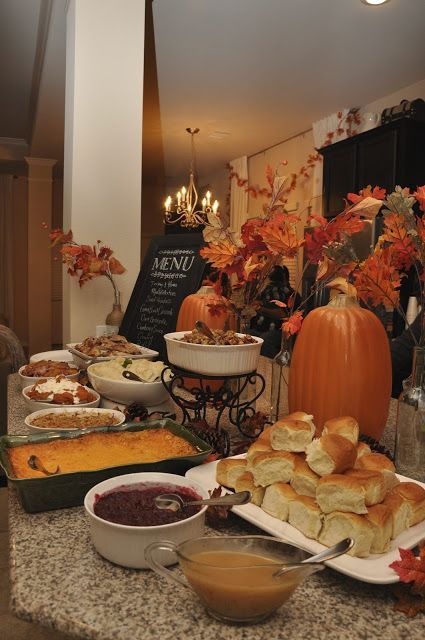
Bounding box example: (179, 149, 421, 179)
(8, 428, 198, 479)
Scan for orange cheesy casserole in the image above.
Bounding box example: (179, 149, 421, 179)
(8, 429, 198, 479)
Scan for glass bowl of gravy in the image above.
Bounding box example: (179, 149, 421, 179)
(145, 535, 324, 624)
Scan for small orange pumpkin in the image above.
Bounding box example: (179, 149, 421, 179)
(176, 286, 234, 333)
(288, 292, 391, 439)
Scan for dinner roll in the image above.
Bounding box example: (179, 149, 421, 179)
(354, 453, 399, 492)
(365, 504, 392, 554)
(322, 416, 359, 445)
(305, 434, 357, 476)
(344, 469, 387, 506)
(288, 495, 323, 540)
(388, 482, 425, 527)
(290, 456, 320, 498)
(270, 419, 315, 453)
(356, 442, 372, 460)
(316, 474, 368, 514)
(383, 492, 411, 539)
(286, 411, 316, 434)
(246, 441, 272, 470)
(234, 471, 265, 507)
(257, 425, 272, 446)
(261, 482, 298, 520)
(318, 511, 374, 557)
(215, 458, 247, 489)
(251, 451, 297, 487)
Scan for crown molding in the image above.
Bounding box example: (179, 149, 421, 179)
(0, 138, 29, 160)
(25, 157, 57, 167)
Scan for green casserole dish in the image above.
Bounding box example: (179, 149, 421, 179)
(0, 418, 212, 513)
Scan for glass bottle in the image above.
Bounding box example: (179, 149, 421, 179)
(270, 332, 291, 422)
(232, 314, 257, 407)
(395, 346, 425, 482)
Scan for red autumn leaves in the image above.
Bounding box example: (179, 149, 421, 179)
(49, 229, 126, 287)
(201, 172, 425, 337)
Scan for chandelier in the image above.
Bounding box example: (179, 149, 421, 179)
(164, 127, 219, 229)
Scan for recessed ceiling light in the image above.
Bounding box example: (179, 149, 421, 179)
(361, 0, 390, 5)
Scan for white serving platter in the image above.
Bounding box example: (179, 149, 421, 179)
(186, 455, 425, 584)
(67, 343, 159, 369)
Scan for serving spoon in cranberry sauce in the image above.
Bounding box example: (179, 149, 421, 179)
(154, 490, 251, 512)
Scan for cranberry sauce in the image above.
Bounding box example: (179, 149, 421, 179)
(93, 482, 203, 526)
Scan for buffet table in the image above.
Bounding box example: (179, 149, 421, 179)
(7, 367, 424, 640)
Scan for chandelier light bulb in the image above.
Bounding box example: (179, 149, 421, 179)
(360, 0, 390, 6)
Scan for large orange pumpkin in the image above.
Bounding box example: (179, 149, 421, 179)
(288, 294, 391, 439)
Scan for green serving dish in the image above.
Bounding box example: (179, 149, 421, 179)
(0, 419, 212, 513)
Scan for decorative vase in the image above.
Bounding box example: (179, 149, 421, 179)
(288, 293, 392, 438)
(394, 346, 425, 482)
(105, 290, 124, 329)
(270, 332, 292, 423)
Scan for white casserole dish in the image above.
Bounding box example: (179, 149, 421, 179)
(164, 331, 263, 376)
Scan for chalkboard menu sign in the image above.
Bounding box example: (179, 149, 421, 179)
(120, 234, 205, 359)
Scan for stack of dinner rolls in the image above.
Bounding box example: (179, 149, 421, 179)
(215, 412, 425, 558)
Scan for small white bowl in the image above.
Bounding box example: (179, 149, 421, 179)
(67, 342, 159, 370)
(24, 407, 126, 433)
(84, 472, 209, 569)
(18, 364, 80, 390)
(22, 385, 100, 414)
(164, 331, 263, 376)
(87, 364, 169, 406)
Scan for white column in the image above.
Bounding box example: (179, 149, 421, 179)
(25, 157, 56, 355)
(63, 0, 145, 342)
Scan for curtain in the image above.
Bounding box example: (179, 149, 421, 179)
(229, 156, 248, 232)
(0, 175, 14, 326)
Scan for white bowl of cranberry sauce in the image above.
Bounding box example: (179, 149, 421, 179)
(84, 472, 209, 569)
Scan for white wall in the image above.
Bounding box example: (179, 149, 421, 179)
(63, 0, 145, 342)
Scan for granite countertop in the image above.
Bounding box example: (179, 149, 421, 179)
(6, 367, 424, 640)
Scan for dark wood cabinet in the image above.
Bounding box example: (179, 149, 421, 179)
(320, 119, 425, 218)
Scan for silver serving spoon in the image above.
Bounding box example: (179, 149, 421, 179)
(155, 490, 251, 512)
(195, 320, 219, 344)
(273, 537, 354, 578)
(27, 455, 60, 476)
(122, 370, 144, 382)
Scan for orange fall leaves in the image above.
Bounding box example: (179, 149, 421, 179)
(49, 229, 126, 287)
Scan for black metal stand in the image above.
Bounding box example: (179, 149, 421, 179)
(161, 366, 266, 438)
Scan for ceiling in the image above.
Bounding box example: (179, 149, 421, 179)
(1, 0, 425, 183)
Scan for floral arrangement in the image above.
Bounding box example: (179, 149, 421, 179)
(47, 228, 126, 300)
(200, 167, 304, 330)
(312, 184, 425, 344)
(201, 167, 425, 340)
